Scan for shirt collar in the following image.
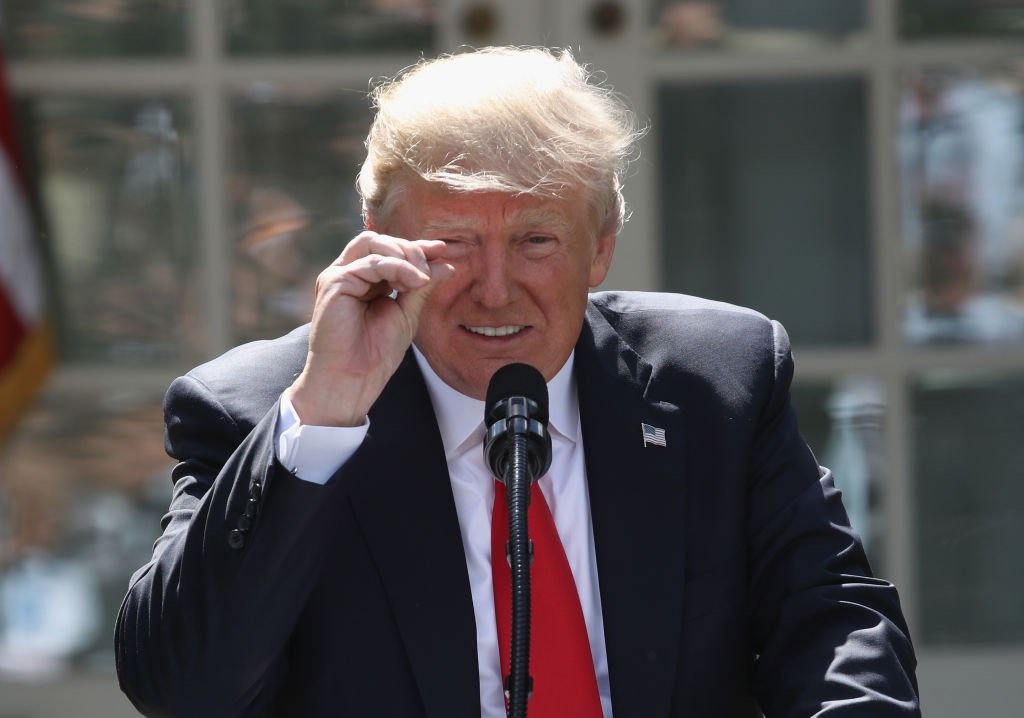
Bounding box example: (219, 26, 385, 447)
(412, 346, 579, 459)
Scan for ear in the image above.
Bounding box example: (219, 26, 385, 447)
(364, 212, 379, 232)
(588, 228, 616, 288)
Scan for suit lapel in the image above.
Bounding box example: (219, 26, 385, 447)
(340, 305, 689, 718)
(345, 352, 480, 718)
(576, 303, 688, 718)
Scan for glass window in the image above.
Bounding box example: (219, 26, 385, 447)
(912, 371, 1024, 645)
(651, 0, 866, 52)
(227, 86, 372, 342)
(0, 383, 172, 678)
(1, 0, 187, 59)
(791, 377, 886, 567)
(224, 0, 435, 55)
(901, 0, 1024, 39)
(899, 64, 1024, 344)
(15, 97, 201, 364)
(658, 79, 871, 346)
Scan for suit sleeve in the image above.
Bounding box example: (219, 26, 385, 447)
(115, 373, 349, 717)
(746, 321, 921, 716)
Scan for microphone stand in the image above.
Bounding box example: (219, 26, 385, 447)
(484, 366, 551, 718)
(503, 431, 534, 718)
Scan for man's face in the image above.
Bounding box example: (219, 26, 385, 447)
(376, 180, 616, 399)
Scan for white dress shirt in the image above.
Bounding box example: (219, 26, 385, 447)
(275, 349, 612, 717)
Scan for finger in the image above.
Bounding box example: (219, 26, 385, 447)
(396, 262, 455, 318)
(415, 239, 449, 263)
(329, 255, 431, 299)
(385, 236, 431, 274)
(320, 253, 438, 297)
(336, 232, 449, 274)
(426, 260, 455, 283)
(336, 231, 407, 266)
(383, 237, 450, 274)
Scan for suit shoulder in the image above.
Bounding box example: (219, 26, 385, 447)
(188, 324, 310, 385)
(586, 292, 782, 410)
(588, 291, 775, 350)
(589, 290, 768, 321)
(169, 325, 310, 427)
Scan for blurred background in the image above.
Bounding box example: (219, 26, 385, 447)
(0, 1, 1022, 716)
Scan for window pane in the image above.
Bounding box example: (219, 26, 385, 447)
(901, 0, 1024, 39)
(1, 0, 186, 59)
(16, 96, 201, 363)
(792, 377, 886, 569)
(912, 372, 1024, 645)
(651, 0, 865, 52)
(225, 0, 435, 55)
(227, 86, 371, 342)
(658, 79, 871, 346)
(900, 64, 1024, 344)
(0, 383, 172, 678)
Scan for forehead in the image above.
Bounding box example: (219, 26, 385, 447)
(396, 181, 587, 235)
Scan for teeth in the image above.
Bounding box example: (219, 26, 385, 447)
(465, 325, 525, 337)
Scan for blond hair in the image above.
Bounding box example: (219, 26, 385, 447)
(358, 46, 643, 235)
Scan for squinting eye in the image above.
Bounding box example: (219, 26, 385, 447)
(440, 239, 472, 259)
(522, 235, 558, 257)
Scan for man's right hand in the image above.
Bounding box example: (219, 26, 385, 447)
(285, 231, 453, 427)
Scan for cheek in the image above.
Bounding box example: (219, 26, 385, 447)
(417, 300, 448, 336)
(417, 280, 466, 334)
(423, 275, 462, 311)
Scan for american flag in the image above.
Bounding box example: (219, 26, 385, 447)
(0, 45, 51, 441)
(641, 422, 666, 448)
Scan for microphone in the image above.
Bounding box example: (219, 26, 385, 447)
(483, 363, 552, 718)
(483, 363, 553, 482)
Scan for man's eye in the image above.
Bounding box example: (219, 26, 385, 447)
(440, 239, 472, 258)
(522, 235, 558, 256)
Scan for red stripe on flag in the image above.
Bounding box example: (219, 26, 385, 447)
(0, 42, 30, 367)
(0, 286, 28, 368)
(0, 43, 49, 440)
(0, 45, 27, 191)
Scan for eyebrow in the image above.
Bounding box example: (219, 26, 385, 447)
(420, 208, 575, 234)
(512, 208, 575, 232)
(420, 217, 480, 234)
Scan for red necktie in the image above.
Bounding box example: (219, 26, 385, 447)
(491, 480, 603, 717)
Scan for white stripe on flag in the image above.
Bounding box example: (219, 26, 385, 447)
(0, 147, 44, 324)
(642, 423, 666, 447)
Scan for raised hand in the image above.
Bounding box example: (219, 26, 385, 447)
(286, 231, 453, 426)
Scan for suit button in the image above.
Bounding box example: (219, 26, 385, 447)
(249, 481, 262, 501)
(237, 514, 252, 531)
(228, 529, 246, 549)
(244, 498, 258, 518)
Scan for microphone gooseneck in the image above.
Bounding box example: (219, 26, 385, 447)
(483, 363, 552, 718)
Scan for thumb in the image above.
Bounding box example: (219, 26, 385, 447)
(396, 262, 454, 322)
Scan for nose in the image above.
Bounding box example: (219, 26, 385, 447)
(470, 242, 516, 308)
(468, 242, 516, 307)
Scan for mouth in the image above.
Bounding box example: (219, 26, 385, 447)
(461, 324, 529, 339)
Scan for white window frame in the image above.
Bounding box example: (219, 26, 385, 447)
(8, 1, 1024, 714)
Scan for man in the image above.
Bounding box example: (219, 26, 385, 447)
(116, 47, 920, 717)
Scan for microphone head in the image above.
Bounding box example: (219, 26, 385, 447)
(485, 363, 549, 427)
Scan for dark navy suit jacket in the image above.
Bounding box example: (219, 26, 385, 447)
(116, 292, 921, 717)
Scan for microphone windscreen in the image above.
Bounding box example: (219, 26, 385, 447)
(485, 363, 549, 426)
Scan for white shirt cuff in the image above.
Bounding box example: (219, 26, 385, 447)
(275, 392, 370, 485)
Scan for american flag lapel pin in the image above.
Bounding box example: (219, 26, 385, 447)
(641, 422, 667, 448)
